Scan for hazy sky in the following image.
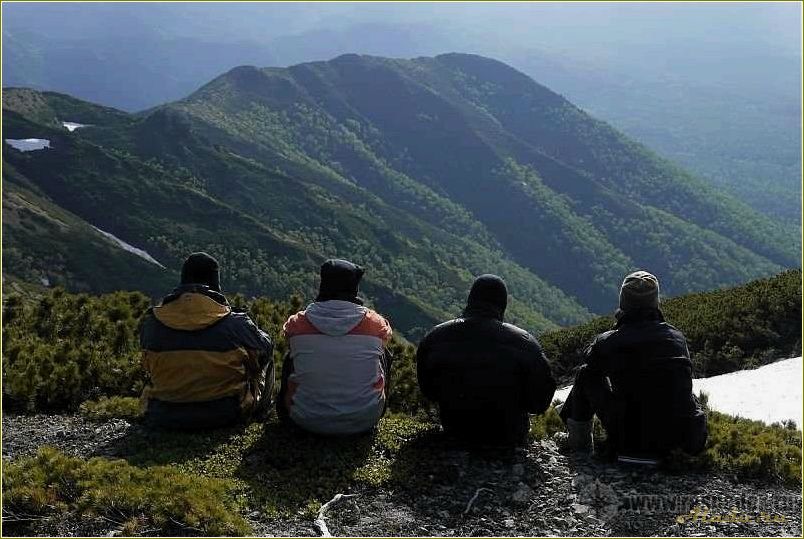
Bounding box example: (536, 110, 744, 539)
(3, 1, 800, 112)
(4, 1, 801, 55)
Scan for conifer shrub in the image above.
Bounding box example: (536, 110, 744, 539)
(529, 405, 564, 440)
(2, 446, 251, 536)
(664, 410, 802, 486)
(2, 290, 149, 411)
(79, 396, 142, 421)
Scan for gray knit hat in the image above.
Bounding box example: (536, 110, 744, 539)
(619, 270, 660, 311)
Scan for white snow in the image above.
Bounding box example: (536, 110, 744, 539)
(62, 121, 88, 132)
(553, 385, 573, 404)
(553, 357, 802, 427)
(5, 138, 51, 152)
(692, 357, 802, 427)
(91, 226, 165, 268)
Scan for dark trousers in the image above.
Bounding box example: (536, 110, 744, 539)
(277, 349, 394, 426)
(559, 365, 623, 453)
(559, 365, 708, 457)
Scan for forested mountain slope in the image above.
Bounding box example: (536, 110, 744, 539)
(3, 54, 797, 337)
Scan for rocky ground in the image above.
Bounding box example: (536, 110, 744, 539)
(3, 413, 801, 537)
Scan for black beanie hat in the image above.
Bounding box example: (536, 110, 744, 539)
(466, 274, 508, 318)
(180, 252, 221, 292)
(316, 259, 364, 305)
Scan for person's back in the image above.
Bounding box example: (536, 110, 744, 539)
(417, 275, 556, 447)
(560, 271, 707, 458)
(140, 253, 274, 429)
(280, 259, 392, 435)
(586, 309, 704, 457)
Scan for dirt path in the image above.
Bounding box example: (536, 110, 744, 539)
(3, 414, 801, 537)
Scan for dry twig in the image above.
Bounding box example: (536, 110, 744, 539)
(314, 493, 357, 537)
(463, 487, 493, 515)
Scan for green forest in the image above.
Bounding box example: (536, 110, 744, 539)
(3, 53, 799, 337)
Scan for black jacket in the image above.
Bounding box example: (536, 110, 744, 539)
(585, 309, 707, 456)
(416, 305, 556, 446)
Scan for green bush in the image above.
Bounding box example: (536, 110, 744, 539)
(529, 405, 564, 441)
(2, 289, 150, 411)
(2, 446, 251, 536)
(79, 396, 142, 422)
(666, 411, 802, 486)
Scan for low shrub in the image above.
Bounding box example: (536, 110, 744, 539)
(79, 396, 142, 422)
(2, 446, 251, 536)
(667, 411, 802, 486)
(2, 290, 149, 411)
(529, 405, 564, 441)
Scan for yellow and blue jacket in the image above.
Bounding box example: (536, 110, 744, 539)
(140, 285, 273, 425)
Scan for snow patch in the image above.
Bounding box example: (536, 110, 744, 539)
(5, 138, 51, 152)
(553, 357, 802, 427)
(91, 226, 165, 268)
(62, 121, 89, 132)
(692, 357, 802, 427)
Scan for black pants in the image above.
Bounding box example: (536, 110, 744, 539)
(277, 349, 394, 426)
(559, 365, 623, 454)
(559, 365, 708, 457)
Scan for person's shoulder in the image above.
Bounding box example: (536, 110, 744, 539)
(282, 310, 318, 336)
(352, 309, 392, 340)
(224, 310, 261, 332)
(660, 320, 684, 335)
(364, 308, 391, 328)
(138, 307, 158, 335)
(595, 328, 618, 341)
(424, 317, 464, 338)
(501, 322, 531, 337)
(589, 328, 618, 349)
(418, 318, 468, 347)
(658, 321, 689, 346)
(225, 310, 258, 330)
(140, 306, 157, 321)
(500, 322, 543, 346)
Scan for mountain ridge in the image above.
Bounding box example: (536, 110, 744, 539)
(2, 53, 798, 338)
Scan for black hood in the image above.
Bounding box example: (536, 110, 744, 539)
(463, 274, 508, 321)
(180, 252, 221, 292)
(316, 259, 365, 305)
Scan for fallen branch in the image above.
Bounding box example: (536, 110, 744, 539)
(463, 487, 493, 515)
(314, 493, 357, 537)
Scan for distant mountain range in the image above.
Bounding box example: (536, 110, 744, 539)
(3, 54, 799, 339)
(5, 14, 800, 228)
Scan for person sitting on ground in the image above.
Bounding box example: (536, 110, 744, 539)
(559, 270, 708, 460)
(140, 252, 274, 430)
(416, 274, 556, 447)
(279, 259, 393, 435)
